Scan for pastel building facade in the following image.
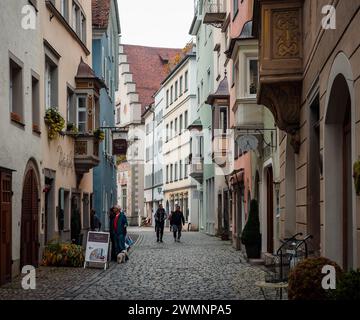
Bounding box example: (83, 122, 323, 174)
(92, 0, 121, 230)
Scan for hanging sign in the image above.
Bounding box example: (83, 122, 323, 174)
(84, 231, 110, 270)
(237, 135, 259, 153)
(113, 139, 128, 156)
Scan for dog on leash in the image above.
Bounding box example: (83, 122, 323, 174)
(117, 250, 128, 264)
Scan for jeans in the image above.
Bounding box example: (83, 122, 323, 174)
(172, 224, 182, 239)
(156, 222, 164, 241)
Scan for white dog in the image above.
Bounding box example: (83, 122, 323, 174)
(117, 250, 128, 264)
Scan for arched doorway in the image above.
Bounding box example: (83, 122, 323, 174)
(20, 166, 40, 268)
(324, 52, 355, 270)
(266, 166, 274, 253)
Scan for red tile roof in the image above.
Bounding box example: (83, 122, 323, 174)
(123, 45, 182, 113)
(92, 0, 111, 29)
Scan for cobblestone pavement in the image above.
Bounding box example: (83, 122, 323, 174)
(0, 228, 281, 300)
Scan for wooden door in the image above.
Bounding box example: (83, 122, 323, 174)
(267, 167, 274, 253)
(343, 107, 352, 270)
(0, 170, 12, 285)
(21, 169, 39, 267)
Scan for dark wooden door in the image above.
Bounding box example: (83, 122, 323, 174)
(267, 167, 274, 253)
(0, 170, 12, 285)
(21, 169, 39, 267)
(343, 108, 352, 270)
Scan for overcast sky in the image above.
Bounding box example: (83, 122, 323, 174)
(117, 0, 194, 49)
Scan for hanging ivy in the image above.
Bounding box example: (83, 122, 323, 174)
(93, 128, 105, 141)
(44, 108, 65, 140)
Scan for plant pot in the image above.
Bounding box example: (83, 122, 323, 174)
(245, 243, 261, 259)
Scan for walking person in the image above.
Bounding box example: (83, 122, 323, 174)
(170, 205, 185, 242)
(113, 206, 128, 260)
(154, 204, 167, 243)
(109, 207, 117, 262)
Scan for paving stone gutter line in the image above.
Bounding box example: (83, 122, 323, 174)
(57, 233, 143, 300)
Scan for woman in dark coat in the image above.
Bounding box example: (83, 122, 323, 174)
(114, 208, 128, 255)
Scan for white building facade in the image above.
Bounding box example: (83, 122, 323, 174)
(163, 51, 199, 230)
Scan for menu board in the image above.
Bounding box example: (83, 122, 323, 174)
(84, 232, 110, 270)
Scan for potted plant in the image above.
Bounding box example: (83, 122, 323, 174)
(93, 128, 105, 141)
(66, 122, 78, 134)
(330, 269, 360, 300)
(241, 199, 261, 259)
(44, 107, 65, 140)
(288, 257, 342, 300)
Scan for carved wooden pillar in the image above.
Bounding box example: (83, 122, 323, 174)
(258, 0, 304, 153)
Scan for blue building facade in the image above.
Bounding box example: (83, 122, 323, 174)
(92, 0, 121, 230)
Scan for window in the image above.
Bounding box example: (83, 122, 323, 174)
(166, 165, 169, 183)
(185, 71, 188, 91)
(76, 95, 87, 132)
(175, 118, 178, 135)
(170, 164, 173, 182)
(45, 58, 58, 109)
(81, 12, 86, 43)
(72, 2, 78, 31)
(216, 48, 221, 80)
(67, 87, 75, 124)
(201, 80, 204, 103)
(9, 56, 23, 123)
(170, 121, 173, 139)
(166, 90, 169, 107)
(233, 0, 239, 18)
(175, 162, 178, 181)
(179, 76, 183, 95)
(166, 124, 169, 142)
(184, 161, 188, 178)
(122, 188, 127, 210)
(179, 114, 183, 133)
(248, 58, 258, 96)
(184, 111, 188, 129)
(60, 0, 68, 21)
(31, 74, 40, 131)
(116, 107, 121, 124)
(233, 60, 239, 90)
(175, 81, 178, 100)
(179, 160, 182, 180)
(219, 107, 228, 134)
(170, 85, 173, 104)
(197, 87, 200, 104)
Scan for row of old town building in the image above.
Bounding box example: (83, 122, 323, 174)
(0, 0, 120, 285)
(1, 0, 360, 287)
(117, 0, 360, 273)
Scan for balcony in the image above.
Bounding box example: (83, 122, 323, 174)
(203, 0, 227, 28)
(74, 134, 100, 176)
(189, 154, 204, 184)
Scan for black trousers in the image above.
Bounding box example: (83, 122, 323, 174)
(156, 222, 164, 240)
(173, 224, 182, 239)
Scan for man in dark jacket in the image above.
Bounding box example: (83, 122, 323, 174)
(170, 205, 185, 242)
(154, 204, 167, 243)
(90, 209, 101, 231)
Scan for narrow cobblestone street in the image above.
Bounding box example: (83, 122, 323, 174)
(0, 228, 275, 300)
